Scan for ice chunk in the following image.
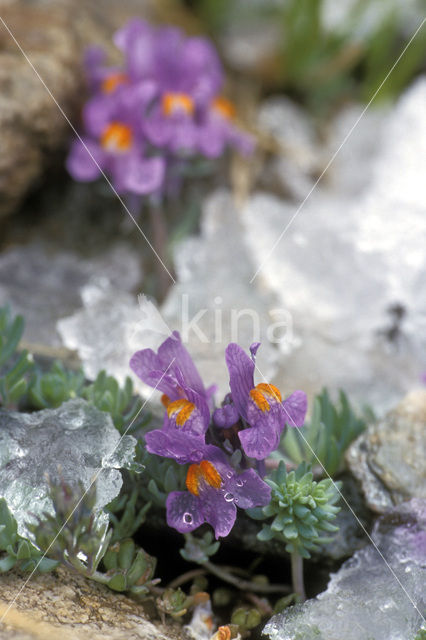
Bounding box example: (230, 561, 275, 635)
(0, 242, 141, 347)
(57, 286, 171, 397)
(264, 499, 426, 640)
(243, 78, 426, 412)
(0, 399, 137, 538)
(162, 190, 281, 397)
(257, 97, 322, 201)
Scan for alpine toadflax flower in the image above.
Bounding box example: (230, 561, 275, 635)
(216, 343, 307, 460)
(67, 19, 254, 197)
(130, 334, 307, 540)
(166, 445, 271, 538)
(130, 331, 213, 463)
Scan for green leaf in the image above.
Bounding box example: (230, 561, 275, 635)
(0, 555, 16, 572)
(257, 527, 274, 542)
(107, 572, 127, 592)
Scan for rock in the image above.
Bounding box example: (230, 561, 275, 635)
(0, 242, 141, 348)
(0, 399, 137, 538)
(0, 565, 181, 639)
(0, 0, 154, 219)
(0, 2, 83, 218)
(346, 390, 426, 514)
(263, 498, 426, 640)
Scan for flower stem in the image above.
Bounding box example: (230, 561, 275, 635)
(149, 201, 172, 301)
(290, 551, 306, 602)
(202, 560, 291, 595)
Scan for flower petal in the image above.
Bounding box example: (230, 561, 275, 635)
(213, 403, 239, 428)
(225, 343, 255, 421)
(82, 94, 115, 137)
(282, 391, 307, 427)
(113, 18, 155, 81)
(145, 429, 205, 464)
(158, 331, 206, 397)
(200, 486, 237, 539)
(239, 415, 281, 460)
(115, 154, 165, 195)
(66, 139, 104, 182)
(227, 468, 271, 509)
(166, 491, 204, 533)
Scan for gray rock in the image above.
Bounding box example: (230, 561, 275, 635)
(263, 498, 426, 640)
(347, 390, 426, 514)
(0, 398, 137, 538)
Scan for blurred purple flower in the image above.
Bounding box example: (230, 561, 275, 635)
(114, 19, 222, 105)
(66, 82, 164, 194)
(166, 445, 271, 538)
(67, 18, 254, 197)
(222, 343, 307, 460)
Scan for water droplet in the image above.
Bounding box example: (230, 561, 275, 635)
(226, 471, 233, 479)
(236, 478, 244, 487)
(183, 512, 193, 524)
(224, 492, 234, 502)
(191, 450, 203, 461)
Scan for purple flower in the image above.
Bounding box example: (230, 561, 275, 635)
(166, 445, 271, 538)
(130, 331, 208, 401)
(67, 18, 254, 197)
(114, 20, 222, 106)
(66, 84, 164, 195)
(145, 387, 210, 464)
(222, 343, 307, 460)
(196, 97, 255, 158)
(131, 332, 217, 464)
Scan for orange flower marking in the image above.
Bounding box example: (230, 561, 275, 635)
(162, 92, 195, 117)
(250, 388, 270, 412)
(186, 460, 222, 496)
(256, 382, 282, 402)
(167, 398, 195, 426)
(100, 122, 133, 152)
(199, 460, 222, 489)
(250, 382, 282, 412)
(101, 72, 128, 94)
(186, 463, 202, 496)
(212, 96, 236, 120)
(161, 394, 171, 408)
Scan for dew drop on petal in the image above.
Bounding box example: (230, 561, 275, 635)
(226, 471, 233, 479)
(236, 478, 244, 487)
(224, 492, 234, 502)
(183, 512, 193, 524)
